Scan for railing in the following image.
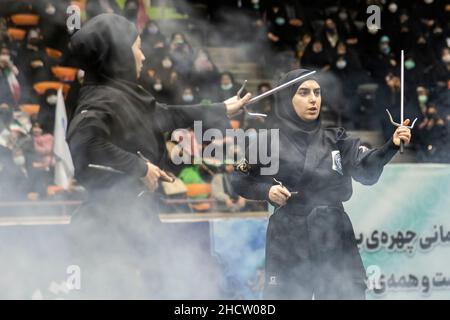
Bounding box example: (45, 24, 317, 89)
(0, 199, 268, 226)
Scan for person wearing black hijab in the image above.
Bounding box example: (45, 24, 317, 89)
(66, 14, 250, 298)
(231, 69, 412, 299)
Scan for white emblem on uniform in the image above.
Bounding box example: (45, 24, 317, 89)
(331, 150, 343, 175)
(359, 145, 369, 153)
(235, 158, 250, 175)
(269, 276, 277, 285)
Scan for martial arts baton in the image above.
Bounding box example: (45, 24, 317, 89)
(237, 80, 268, 118)
(88, 163, 146, 197)
(273, 178, 298, 195)
(137, 151, 175, 183)
(247, 70, 317, 106)
(237, 70, 317, 118)
(385, 50, 417, 154)
(88, 164, 124, 174)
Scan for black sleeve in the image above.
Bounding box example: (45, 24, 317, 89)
(68, 110, 148, 178)
(155, 102, 229, 132)
(230, 135, 274, 201)
(337, 128, 399, 185)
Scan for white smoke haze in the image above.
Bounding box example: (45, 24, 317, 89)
(0, 0, 448, 301)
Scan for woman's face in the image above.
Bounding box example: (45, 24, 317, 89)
(132, 36, 145, 78)
(291, 80, 321, 122)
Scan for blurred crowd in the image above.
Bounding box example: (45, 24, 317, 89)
(0, 0, 449, 208)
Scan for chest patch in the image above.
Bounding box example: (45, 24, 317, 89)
(331, 150, 343, 175)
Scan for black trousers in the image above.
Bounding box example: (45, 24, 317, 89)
(264, 205, 367, 300)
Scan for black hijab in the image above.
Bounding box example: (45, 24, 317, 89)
(69, 13, 138, 84)
(69, 13, 156, 109)
(273, 68, 321, 137)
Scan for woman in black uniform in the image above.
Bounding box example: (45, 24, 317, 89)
(231, 69, 411, 300)
(66, 14, 250, 298)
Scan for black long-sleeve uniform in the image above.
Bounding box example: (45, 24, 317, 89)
(231, 69, 399, 299)
(65, 14, 227, 298)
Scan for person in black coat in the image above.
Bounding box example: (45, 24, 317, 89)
(66, 14, 250, 298)
(231, 69, 412, 299)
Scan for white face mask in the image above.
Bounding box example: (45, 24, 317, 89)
(162, 59, 172, 69)
(147, 25, 158, 34)
(368, 26, 379, 34)
(77, 69, 85, 82)
(442, 54, 450, 64)
(338, 12, 348, 20)
(182, 94, 194, 103)
(0, 54, 10, 64)
(46, 4, 56, 15)
(221, 83, 233, 91)
(14, 155, 25, 167)
(336, 59, 347, 69)
(388, 3, 398, 13)
(153, 83, 163, 91)
(46, 95, 57, 105)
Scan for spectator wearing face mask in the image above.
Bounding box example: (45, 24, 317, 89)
(18, 28, 56, 104)
(191, 48, 219, 100)
(22, 122, 54, 199)
(86, 0, 122, 19)
(214, 72, 240, 101)
(334, 8, 359, 46)
(0, 143, 29, 201)
(416, 86, 431, 116)
(430, 47, 450, 93)
(177, 86, 199, 105)
(382, 2, 401, 38)
(140, 20, 166, 65)
(214, 72, 247, 126)
(320, 18, 340, 51)
(301, 38, 332, 71)
(0, 48, 20, 107)
(0, 103, 13, 132)
(212, 163, 247, 213)
(403, 52, 422, 90)
(331, 41, 369, 113)
(37, 88, 57, 133)
(394, 9, 420, 53)
(417, 103, 449, 163)
(37, 0, 71, 54)
(244, 82, 275, 130)
(168, 32, 194, 82)
(265, 3, 293, 51)
(365, 35, 397, 84)
(412, 35, 437, 72)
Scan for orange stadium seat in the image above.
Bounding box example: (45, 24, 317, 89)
(47, 185, 64, 196)
(230, 119, 240, 129)
(46, 47, 63, 59)
(19, 104, 40, 115)
(33, 81, 70, 97)
(11, 14, 40, 26)
(51, 66, 78, 82)
(7, 28, 26, 41)
(185, 183, 212, 211)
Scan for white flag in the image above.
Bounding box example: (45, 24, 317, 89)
(53, 87, 74, 189)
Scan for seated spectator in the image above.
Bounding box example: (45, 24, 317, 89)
(214, 71, 247, 126)
(244, 82, 274, 130)
(416, 104, 449, 163)
(168, 32, 194, 81)
(211, 163, 247, 213)
(191, 48, 219, 99)
(86, 0, 122, 19)
(301, 38, 332, 71)
(177, 86, 200, 105)
(0, 47, 20, 107)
